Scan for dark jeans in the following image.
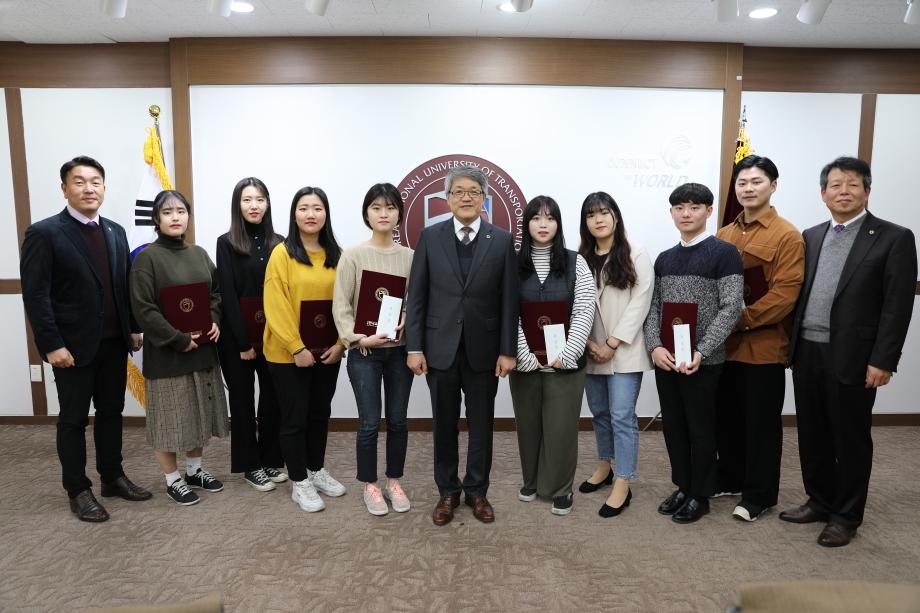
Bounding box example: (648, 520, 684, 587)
(715, 361, 785, 510)
(793, 339, 876, 528)
(268, 360, 340, 483)
(426, 343, 498, 498)
(52, 338, 127, 497)
(218, 340, 282, 473)
(655, 365, 723, 500)
(346, 346, 413, 483)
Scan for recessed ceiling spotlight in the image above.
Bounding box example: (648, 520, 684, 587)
(498, 0, 532, 12)
(907, 0, 920, 24)
(797, 0, 831, 24)
(498, 2, 516, 12)
(231, 1, 254, 12)
(749, 7, 778, 18)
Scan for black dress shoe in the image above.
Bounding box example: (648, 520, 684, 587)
(658, 490, 688, 515)
(101, 475, 153, 501)
(778, 504, 829, 524)
(599, 488, 631, 518)
(69, 489, 110, 522)
(817, 522, 856, 547)
(579, 469, 614, 493)
(672, 497, 709, 524)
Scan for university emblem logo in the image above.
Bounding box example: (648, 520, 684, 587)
(314, 314, 327, 328)
(179, 298, 194, 313)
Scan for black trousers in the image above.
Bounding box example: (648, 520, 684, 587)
(52, 338, 127, 497)
(715, 361, 785, 510)
(792, 339, 876, 528)
(218, 341, 282, 474)
(655, 365, 722, 500)
(268, 361, 340, 483)
(426, 343, 498, 498)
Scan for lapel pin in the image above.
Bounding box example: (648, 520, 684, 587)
(869, 230, 875, 235)
(486, 234, 491, 239)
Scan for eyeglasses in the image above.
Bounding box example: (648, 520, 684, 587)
(448, 189, 484, 199)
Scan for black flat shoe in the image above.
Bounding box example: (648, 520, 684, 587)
(658, 490, 687, 515)
(578, 469, 614, 493)
(598, 488, 632, 518)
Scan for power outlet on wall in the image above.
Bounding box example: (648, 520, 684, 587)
(29, 364, 43, 383)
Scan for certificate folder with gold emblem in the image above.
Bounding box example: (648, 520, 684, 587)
(743, 265, 769, 306)
(660, 302, 698, 354)
(160, 282, 212, 344)
(354, 271, 407, 337)
(520, 300, 568, 364)
(239, 297, 266, 353)
(299, 300, 338, 359)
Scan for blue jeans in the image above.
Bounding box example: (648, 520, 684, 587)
(584, 372, 642, 479)
(346, 346, 413, 483)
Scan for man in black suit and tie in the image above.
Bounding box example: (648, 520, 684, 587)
(21, 156, 150, 522)
(780, 156, 916, 547)
(405, 165, 519, 525)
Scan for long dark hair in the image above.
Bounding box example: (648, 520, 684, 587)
(283, 186, 341, 268)
(518, 195, 567, 279)
(227, 177, 281, 256)
(578, 192, 637, 290)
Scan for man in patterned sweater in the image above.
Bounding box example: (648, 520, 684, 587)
(644, 182, 744, 524)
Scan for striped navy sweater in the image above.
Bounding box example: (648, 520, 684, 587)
(643, 235, 744, 365)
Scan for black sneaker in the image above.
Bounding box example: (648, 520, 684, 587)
(186, 469, 224, 492)
(264, 467, 289, 483)
(518, 487, 537, 502)
(551, 493, 573, 516)
(244, 468, 276, 492)
(166, 478, 200, 506)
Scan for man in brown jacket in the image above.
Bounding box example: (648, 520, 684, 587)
(714, 155, 805, 522)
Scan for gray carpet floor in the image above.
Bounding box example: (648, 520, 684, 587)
(1, 425, 918, 612)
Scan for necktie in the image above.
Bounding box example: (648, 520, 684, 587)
(833, 224, 845, 234)
(460, 226, 472, 245)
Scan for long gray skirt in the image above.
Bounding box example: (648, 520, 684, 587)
(145, 367, 230, 453)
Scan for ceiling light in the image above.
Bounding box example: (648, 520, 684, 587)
(749, 7, 778, 18)
(498, 2, 516, 12)
(714, 0, 740, 22)
(796, 0, 831, 25)
(907, 0, 920, 24)
(305, 0, 330, 15)
(209, 0, 232, 17)
(231, 1, 254, 12)
(102, 0, 127, 19)
(510, 0, 533, 10)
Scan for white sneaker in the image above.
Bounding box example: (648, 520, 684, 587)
(383, 480, 411, 513)
(309, 468, 346, 497)
(363, 484, 389, 516)
(292, 478, 325, 512)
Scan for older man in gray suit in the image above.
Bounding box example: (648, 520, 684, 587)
(405, 165, 519, 525)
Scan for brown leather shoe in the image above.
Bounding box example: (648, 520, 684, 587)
(69, 489, 110, 522)
(778, 504, 829, 524)
(101, 475, 153, 501)
(464, 495, 495, 523)
(432, 495, 460, 526)
(818, 522, 856, 547)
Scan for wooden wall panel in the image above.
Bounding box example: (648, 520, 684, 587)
(169, 39, 195, 242)
(718, 44, 744, 222)
(181, 37, 730, 88)
(858, 93, 878, 164)
(0, 42, 169, 88)
(743, 47, 920, 94)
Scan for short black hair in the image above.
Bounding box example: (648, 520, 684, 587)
(668, 182, 714, 206)
(820, 156, 872, 190)
(151, 190, 192, 236)
(60, 156, 105, 182)
(361, 183, 404, 230)
(733, 155, 779, 183)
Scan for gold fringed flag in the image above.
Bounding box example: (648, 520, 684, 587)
(127, 106, 173, 408)
(721, 106, 752, 227)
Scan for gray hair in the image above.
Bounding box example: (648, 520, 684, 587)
(444, 165, 489, 196)
(819, 156, 872, 190)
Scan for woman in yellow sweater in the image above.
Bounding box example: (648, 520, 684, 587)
(263, 186, 345, 513)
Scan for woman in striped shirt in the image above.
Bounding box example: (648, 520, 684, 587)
(509, 195, 596, 516)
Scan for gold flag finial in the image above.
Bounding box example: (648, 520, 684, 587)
(148, 105, 161, 122)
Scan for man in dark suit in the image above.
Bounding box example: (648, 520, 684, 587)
(405, 165, 519, 525)
(21, 156, 150, 522)
(781, 156, 916, 547)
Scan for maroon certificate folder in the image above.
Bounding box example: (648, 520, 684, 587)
(743, 266, 769, 306)
(160, 282, 212, 344)
(660, 302, 698, 355)
(239, 297, 266, 352)
(520, 300, 568, 364)
(354, 271, 407, 337)
(299, 300, 338, 359)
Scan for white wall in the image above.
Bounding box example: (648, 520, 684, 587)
(20, 88, 174, 417)
(190, 83, 725, 417)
